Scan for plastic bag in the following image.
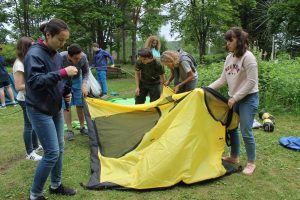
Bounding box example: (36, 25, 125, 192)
(86, 68, 101, 97)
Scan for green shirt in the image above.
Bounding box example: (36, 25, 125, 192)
(136, 59, 165, 85)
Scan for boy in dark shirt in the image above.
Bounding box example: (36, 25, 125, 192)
(135, 48, 165, 104)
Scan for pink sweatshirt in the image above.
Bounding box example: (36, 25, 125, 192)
(209, 50, 258, 102)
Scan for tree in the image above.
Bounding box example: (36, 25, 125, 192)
(126, 0, 170, 64)
(169, 0, 240, 62)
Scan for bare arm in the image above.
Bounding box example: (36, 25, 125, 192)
(14, 71, 25, 91)
(135, 70, 141, 96)
(164, 69, 174, 86)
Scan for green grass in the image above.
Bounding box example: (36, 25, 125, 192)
(0, 65, 299, 200)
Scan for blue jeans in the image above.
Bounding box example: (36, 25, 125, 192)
(18, 100, 38, 154)
(96, 69, 108, 95)
(26, 106, 64, 197)
(229, 92, 259, 161)
(62, 76, 83, 109)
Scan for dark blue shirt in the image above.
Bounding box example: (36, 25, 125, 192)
(24, 42, 64, 116)
(0, 55, 9, 82)
(93, 48, 114, 71)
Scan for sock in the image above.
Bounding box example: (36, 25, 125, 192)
(50, 183, 60, 190)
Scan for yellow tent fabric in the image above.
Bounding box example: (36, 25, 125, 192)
(84, 87, 239, 189)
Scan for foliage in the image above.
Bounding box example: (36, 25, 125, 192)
(198, 55, 300, 114)
(0, 44, 16, 66)
(169, 0, 241, 62)
(258, 57, 300, 113)
(203, 53, 226, 65)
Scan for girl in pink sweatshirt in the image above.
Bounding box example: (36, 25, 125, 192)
(209, 27, 259, 175)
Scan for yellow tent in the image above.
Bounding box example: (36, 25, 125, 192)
(83, 87, 239, 190)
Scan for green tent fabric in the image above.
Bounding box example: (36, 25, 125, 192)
(108, 96, 150, 105)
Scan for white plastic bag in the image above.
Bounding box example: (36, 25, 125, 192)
(86, 68, 101, 97)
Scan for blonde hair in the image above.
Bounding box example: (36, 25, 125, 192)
(160, 50, 180, 65)
(145, 35, 161, 51)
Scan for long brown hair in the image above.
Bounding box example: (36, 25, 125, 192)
(16, 37, 33, 62)
(145, 35, 161, 51)
(225, 27, 249, 58)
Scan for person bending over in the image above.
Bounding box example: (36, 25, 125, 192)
(60, 43, 89, 141)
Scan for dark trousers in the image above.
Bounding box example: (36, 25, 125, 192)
(135, 82, 161, 104)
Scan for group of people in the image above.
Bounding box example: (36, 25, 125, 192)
(2, 17, 258, 199)
(134, 36, 199, 104)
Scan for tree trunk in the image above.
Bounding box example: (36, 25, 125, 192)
(13, 0, 23, 36)
(122, 27, 126, 63)
(23, 0, 30, 36)
(131, 30, 137, 64)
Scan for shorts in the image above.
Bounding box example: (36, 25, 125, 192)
(0, 80, 10, 88)
(62, 77, 83, 109)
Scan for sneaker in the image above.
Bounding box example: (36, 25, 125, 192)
(80, 127, 88, 136)
(0, 105, 6, 109)
(222, 156, 239, 164)
(26, 151, 42, 161)
(28, 196, 47, 200)
(49, 184, 76, 196)
(242, 163, 256, 175)
(34, 145, 43, 153)
(100, 94, 109, 99)
(67, 130, 75, 141)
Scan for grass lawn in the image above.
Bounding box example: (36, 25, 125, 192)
(0, 65, 299, 200)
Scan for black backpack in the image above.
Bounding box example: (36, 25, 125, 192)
(177, 48, 197, 72)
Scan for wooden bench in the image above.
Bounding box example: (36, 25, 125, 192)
(106, 66, 127, 79)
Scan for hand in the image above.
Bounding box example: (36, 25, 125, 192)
(164, 80, 170, 86)
(228, 97, 236, 109)
(174, 85, 180, 93)
(111, 64, 115, 68)
(82, 83, 87, 97)
(135, 88, 140, 96)
(65, 66, 78, 76)
(64, 93, 72, 103)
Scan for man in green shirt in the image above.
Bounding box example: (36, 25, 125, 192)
(135, 48, 165, 104)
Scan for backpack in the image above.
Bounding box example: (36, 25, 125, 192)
(177, 48, 197, 73)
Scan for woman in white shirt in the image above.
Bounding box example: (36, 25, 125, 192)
(209, 27, 259, 175)
(13, 37, 42, 161)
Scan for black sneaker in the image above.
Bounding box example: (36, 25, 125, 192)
(80, 127, 88, 136)
(28, 196, 47, 200)
(49, 184, 76, 196)
(66, 130, 75, 141)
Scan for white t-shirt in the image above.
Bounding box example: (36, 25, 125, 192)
(209, 50, 258, 101)
(12, 59, 25, 101)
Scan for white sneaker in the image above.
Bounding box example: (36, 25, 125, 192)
(26, 151, 42, 161)
(100, 94, 109, 99)
(34, 145, 43, 153)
